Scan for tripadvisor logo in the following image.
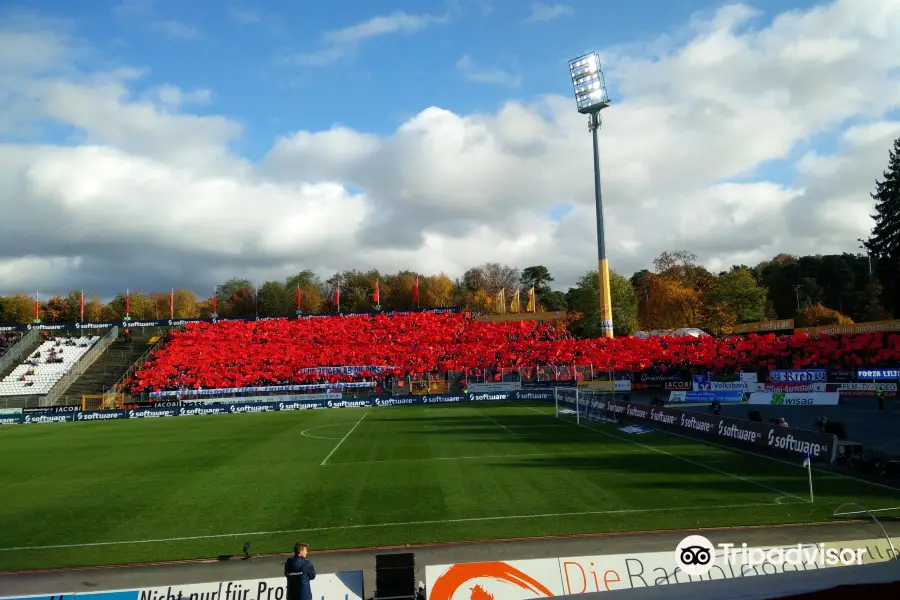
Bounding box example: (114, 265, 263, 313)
(771, 392, 786, 405)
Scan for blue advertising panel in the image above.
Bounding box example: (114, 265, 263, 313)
(856, 368, 900, 380)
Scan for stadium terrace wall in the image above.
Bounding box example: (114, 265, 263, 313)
(558, 395, 838, 464)
(0, 307, 461, 333)
(0, 571, 364, 600)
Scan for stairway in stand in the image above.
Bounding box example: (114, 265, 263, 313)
(58, 336, 152, 405)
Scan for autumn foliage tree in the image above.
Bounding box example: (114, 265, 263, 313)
(798, 303, 854, 327)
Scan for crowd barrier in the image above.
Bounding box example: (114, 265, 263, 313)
(425, 536, 899, 600)
(0, 390, 558, 425)
(0, 308, 460, 333)
(558, 393, 838, 464)
(0, 570, 364, 600)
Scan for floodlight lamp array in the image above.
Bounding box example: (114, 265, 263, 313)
(569, 52, 610, 113)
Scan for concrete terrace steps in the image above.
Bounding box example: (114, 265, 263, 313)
(60, 337, 152, 403)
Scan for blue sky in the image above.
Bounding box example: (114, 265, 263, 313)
(2, 0, 898, 296)
(28, 0, 822, 159)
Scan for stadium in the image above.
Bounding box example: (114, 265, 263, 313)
(3, 1, 900, 599)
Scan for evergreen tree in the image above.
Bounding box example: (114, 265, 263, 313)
(867, 136, 900, 315)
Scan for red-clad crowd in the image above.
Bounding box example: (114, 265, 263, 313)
(127, 312, 900, 392)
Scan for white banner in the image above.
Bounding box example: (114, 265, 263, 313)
(468, 382, 522, 392)
(425, 540, 877, 600)
(748, 392, 840, 406)
(186, 392, 342, 404)
(838, 383, 898, 391)
(762, 382, 827, 393)
(614, 380, 632, 392)
(739, 372, 758, 383)
(138, 571, 364, 600)
(669, 391, 687, 402)
(693, 380, 764, 392)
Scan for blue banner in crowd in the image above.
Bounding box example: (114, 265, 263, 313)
(769, 369, 827, 383)
(856, 368, 900, 380)
(0, 307, 461, 333)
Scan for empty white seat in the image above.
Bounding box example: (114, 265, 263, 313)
(0, 337, 100, 396)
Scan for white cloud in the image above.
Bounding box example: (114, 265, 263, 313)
(151, 85, 212, 107)
(2, 0, 900, 297)
(228, 7, 260, 25)
(528, 3, 573, 22)
(456, 55, 521, 86)
(149, 20, 200, 39)
(293, 10, 449, 66)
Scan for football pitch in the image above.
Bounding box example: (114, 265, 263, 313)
(2, 400, 899, 572)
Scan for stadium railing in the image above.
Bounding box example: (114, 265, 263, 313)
(106, 334, 168, 396)
(0, 329, 39, 375)
(43, 327, 119, 407)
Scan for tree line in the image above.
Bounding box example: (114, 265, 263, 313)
(3, 135, 899, 336)
(0, 253, 891, 336)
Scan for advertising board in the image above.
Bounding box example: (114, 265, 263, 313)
(668, 391, 743, 403)
(693, 380, 763, 392)
(762, 382, 827, 393)
(614, 380, 631, 392)
(769, 370, 827, 383)
(0, 571, 364, 600)
(748, 392, 840, 406)
(556, 394, 836, 463)
(576, 381, 614, 392)
(425, 538, 883, 600)
(835, 382, 898, 396)
(467, 382, 522, 393)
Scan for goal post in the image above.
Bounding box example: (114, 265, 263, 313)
(554, 387, 619, 425)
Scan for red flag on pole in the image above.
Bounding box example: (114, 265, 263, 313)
(334, 285, 340, 312)
(80, 290, 85, 322)
(125, 289, 130, 318)
(296, 284, 302, 310)
(212, 286, 218, 315)
(373, 279, 380, 305)
(412, 276, 420, 306)
(34, 291, 39, 320)
(170, 288, 174, 319)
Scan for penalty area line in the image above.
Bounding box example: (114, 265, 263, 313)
(0, 501, 802, 553)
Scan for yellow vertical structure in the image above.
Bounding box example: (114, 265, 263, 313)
(598, 259, 614, 338)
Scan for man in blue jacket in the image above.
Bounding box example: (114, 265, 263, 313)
(285, 542, 316, 600)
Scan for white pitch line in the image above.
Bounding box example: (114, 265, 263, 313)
(0, 501, 803, 553)
(479, 410, 515, 434)
(833, 506, 900, 516)
(320, 412, 368, 466)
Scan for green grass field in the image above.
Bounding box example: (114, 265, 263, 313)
(2, 400, 899, 572)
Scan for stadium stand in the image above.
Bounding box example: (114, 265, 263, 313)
(0, 332, 24, 357)
(128, 312, 900, 392)
(0, 336, 100, 396)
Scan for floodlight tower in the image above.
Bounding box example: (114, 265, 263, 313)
(569, 52, 614, 338)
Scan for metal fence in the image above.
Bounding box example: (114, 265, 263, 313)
(106, 334, 167, 395)
(0, 329, 39, 375)
(43, 327, 119, 407)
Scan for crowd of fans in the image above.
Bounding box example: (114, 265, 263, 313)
(127, 312, 900, 393)
(0, 332, 24, 357)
